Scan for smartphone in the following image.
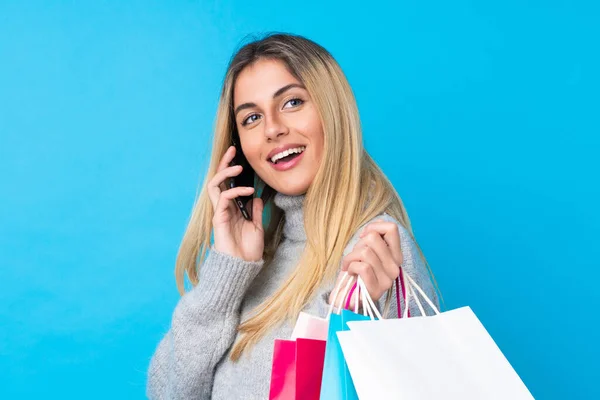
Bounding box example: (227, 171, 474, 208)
(228, 134, 255, 221)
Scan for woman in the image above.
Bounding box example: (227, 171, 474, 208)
(147, 33, 440, 399)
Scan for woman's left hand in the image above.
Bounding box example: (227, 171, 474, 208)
(332, 220, 404, 309)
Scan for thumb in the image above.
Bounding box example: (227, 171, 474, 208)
(252, 197, 264, 229)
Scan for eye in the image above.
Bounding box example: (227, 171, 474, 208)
(283, 98, 304, 109)
(241, 114, 261, 126)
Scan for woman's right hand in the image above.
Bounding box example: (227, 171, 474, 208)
(207, 145, 265, 262)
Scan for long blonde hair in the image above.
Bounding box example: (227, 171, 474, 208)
(175, 33, 440, 360)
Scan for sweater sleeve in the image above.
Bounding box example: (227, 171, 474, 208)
(316, 213, 439, 319)
(146, 248, 264, 400)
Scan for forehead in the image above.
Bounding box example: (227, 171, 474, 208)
(233, 59, 301, 106)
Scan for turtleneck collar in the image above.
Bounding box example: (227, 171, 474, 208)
(273, 192, 307, 242)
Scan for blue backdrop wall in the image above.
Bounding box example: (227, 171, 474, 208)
(1, 1, 598, 398)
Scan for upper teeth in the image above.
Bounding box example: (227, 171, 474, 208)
(271, 146, 305, 163)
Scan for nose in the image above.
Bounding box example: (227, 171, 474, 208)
(263, 113, 289, 141)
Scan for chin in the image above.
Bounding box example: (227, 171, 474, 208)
(277, 187, 309, 196)
(268, 177, 312, 196)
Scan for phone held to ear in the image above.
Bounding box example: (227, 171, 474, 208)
(228, 138, 255, 221)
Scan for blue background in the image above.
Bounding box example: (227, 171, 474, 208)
(1, 1, 598, 398)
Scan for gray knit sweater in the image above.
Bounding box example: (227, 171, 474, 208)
(146, 192, 439, 399)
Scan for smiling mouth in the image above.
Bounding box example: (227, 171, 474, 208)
(271, 152, 300, 164)
(268, 146, 306, 164)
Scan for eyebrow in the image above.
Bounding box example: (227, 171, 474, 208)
(234, 83, 306, 117)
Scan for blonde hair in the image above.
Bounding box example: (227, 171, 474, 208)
(175, 33, 441, 360)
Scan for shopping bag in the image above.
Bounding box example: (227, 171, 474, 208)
(269, 272, 356, 400)
(290, 311, 329, 341)
(319, 309, 371, 400)
(338, 273, 535, 400)
(319, 271, 389, 400)
(269, 338, 327, 400)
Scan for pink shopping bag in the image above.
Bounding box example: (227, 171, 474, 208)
(269, 338, 327, 400)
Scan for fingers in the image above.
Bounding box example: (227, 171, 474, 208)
(214, 145, 238, 191)
(208, 166, 242, 207)
(217, 145, 236, 170)
(207, 146, 252, 211)
(353, 232, 401, 281)
(350, 253, 390, 299)
(342, 247, 391, 301)
(346, 261, 385, 301)
(360, 220, 403, 266)
(214, 186, 255, 218)
(342, 236, 396, 281)
(208, 146, 234, 205)
(338, 220, 404, 304)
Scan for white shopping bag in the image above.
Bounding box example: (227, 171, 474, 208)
(337, 273, 534, 400)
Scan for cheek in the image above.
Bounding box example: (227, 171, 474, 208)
(296, 108, 324, 153)
(240, 135, 263, 166)
(307, 121, 324, 161)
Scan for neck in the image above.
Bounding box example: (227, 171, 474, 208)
(273, 192, 306, 242)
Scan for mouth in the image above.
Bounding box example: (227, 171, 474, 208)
(268, 145, 306, 171)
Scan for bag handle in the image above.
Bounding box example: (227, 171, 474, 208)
(357, 277, 383, 320)
(403, 273, 441, 316)
(396, 267, 410, 319)
(341, 277, 384, 320)
(343, 266, 413, 319)
(329, 265, 441, 319)
(329, 272, 384, 320)
(345, 281, 357, 311)
(326, 271, 355, 320)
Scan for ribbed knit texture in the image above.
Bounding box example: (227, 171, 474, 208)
(146, 192, 439, 399)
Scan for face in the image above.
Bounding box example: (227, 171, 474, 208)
(232, 58, 324, 196)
